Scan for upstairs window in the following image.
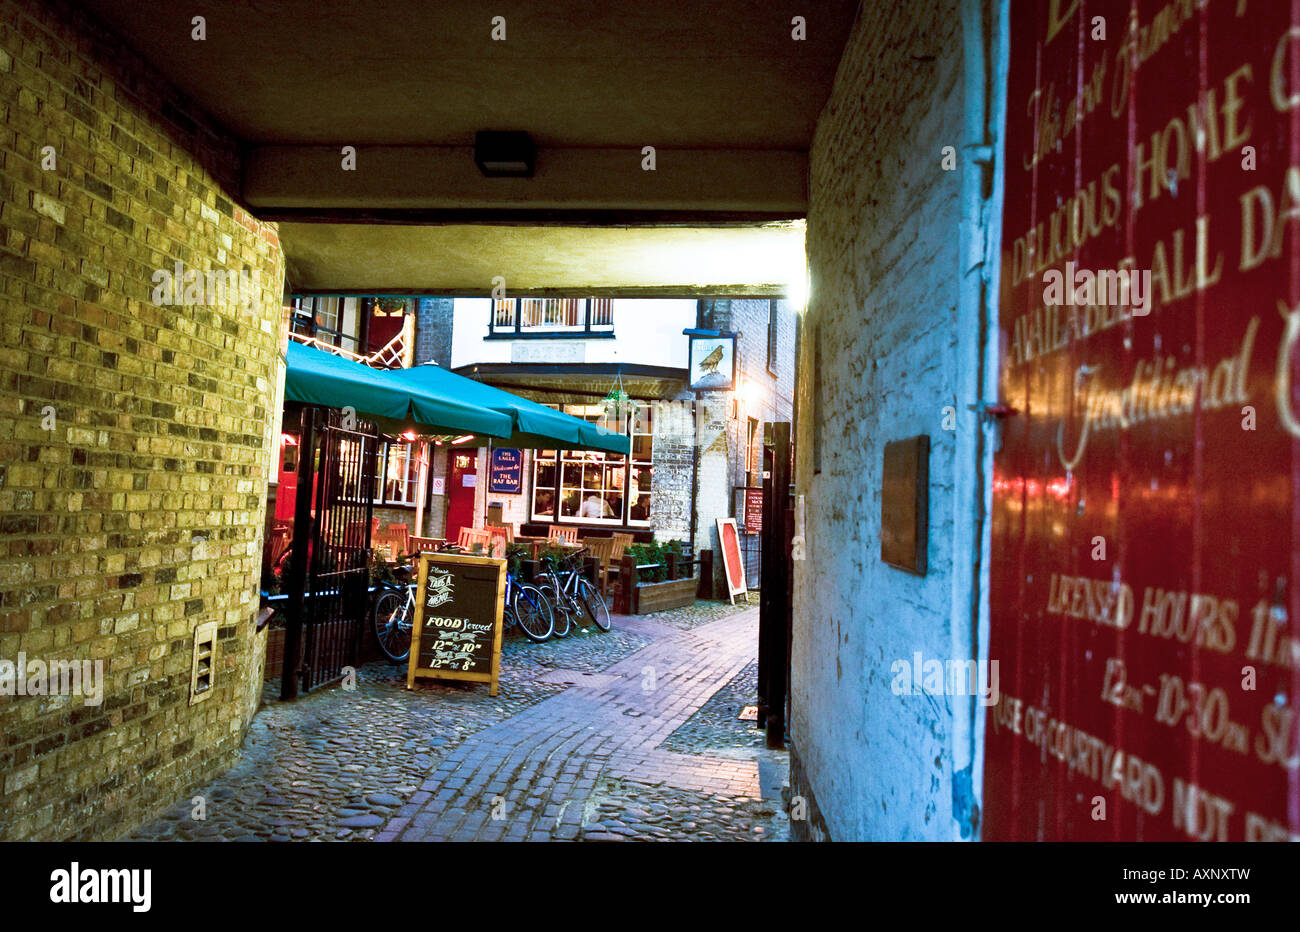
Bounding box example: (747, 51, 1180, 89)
(489, 298, 614, 336)
(290, 295, 362, 356)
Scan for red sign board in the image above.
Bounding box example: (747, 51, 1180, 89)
(986, 0, 1300, 841)
(716, 518, 748, 604)
(743, 488, 763, 534)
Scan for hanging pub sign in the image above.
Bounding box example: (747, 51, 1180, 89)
(488, 447, 523, 493)
(985, 0, 1300, 842)
(688, 334, 737, 390)
(407, 552, 505, 696)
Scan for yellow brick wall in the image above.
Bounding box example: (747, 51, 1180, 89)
(0, 0, 285, 839)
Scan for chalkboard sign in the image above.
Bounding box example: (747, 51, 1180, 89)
(489, 447, 523, 493)
(406, 552, 506, 696)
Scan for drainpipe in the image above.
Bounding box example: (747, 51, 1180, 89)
(951, 0, 1006, 841)
(689, 400, 699, 556)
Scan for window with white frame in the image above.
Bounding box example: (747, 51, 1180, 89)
(532, 448, 558, 519)
(628, 405, 652, 525)
(291, 295, 362, 355)
(490, 298, 614, 335)
(529, 403, 652, 525)
(374, 441, 419, 506)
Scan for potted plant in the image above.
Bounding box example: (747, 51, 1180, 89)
(627, 538, 695, 613)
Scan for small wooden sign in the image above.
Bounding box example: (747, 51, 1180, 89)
(881, 434, 929, 575)
(407, 552, 506, 696)
(716, 517, 748, 604)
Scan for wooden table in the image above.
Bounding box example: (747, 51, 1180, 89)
(513, 537, 583, 560)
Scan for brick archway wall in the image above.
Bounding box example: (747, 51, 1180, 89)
(0, 0, 285, 840)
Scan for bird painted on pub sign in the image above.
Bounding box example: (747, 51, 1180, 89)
(698, 344, 725, 374)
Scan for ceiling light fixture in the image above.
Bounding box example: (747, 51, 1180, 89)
(474, 131, 535, 178)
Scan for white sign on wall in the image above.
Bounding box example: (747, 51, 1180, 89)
(432, 477, 446, 496)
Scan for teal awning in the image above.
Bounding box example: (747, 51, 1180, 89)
(373, 364, 632, 455)
(283, 342, 514, 439)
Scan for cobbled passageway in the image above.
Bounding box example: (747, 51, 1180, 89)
(129, 602, 788, 842)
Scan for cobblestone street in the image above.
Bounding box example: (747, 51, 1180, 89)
(129, 601, 786, 842)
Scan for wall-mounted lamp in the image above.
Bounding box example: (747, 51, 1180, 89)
(474, 131, 535, 178)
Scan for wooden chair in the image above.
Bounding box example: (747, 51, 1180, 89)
(485, 525, 512, 559)
(267, 525, 291, 567)
(457, 526, 492, 554)
(612, 531, 635, 551)
(548, 525, 579, 545)
(381, 522, 410, 558)
(585, 537, 616, 594)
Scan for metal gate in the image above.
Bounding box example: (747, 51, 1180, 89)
(280, 405, 378, 698)
(757, 422, 793, 747)
(739, 530, 762, 590)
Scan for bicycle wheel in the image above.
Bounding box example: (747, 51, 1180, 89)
(512, 584, 554, 642)
(577, 579, 612, 632)
(372, 588, 412, 663)
(538, 582, 571, 637)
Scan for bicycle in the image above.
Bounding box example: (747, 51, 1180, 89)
(504, 567, 555, 642)
(535, 548, 612, 636)
(373, 548, 557, 661)
(371, 560, 417, 663)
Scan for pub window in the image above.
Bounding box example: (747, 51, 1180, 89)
(628, 405, 653, 525)
(315, 295, 340, 333)
(559, 405, 625, 524)
(374, 441, 419, 506)
(290, 295, 362, 356)
(529, 403, 650, 525)
(532, 448, 558, 519)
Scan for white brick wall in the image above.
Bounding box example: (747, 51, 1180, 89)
(791, 0, 976, 841)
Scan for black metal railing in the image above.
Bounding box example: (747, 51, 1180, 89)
(278, 406, 379, 698)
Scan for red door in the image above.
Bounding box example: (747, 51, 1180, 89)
(445, 449, 479, 542)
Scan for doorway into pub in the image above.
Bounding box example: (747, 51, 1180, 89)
(445, 448, 479, 542)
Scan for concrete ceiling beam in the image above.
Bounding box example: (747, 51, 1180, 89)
(243, 146, 807, 215)
(278, 221, 806, 296)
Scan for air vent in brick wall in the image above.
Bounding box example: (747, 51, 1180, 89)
(190, 622, 218, 704)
